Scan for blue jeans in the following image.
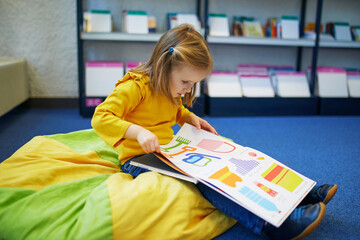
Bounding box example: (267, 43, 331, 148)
(122, 157, 265, 234)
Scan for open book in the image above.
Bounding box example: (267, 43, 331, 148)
(130, 123, 315, 227)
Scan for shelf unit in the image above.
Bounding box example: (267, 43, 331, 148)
(207, 36, 315, 47)
(77, 0, 205, 117)
(81, 32, 162, 42)
(76, 0, 360, 117)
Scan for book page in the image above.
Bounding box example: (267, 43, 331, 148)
(160, 124, 315, 227)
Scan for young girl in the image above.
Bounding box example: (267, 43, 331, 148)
(91, 24, 337, 239)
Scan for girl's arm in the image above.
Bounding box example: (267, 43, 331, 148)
(125, 124, 161, 153)
(186, 112, 218, 135)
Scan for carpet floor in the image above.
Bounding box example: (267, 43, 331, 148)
(1, 107, 359, 239)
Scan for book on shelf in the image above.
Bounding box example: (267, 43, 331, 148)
(351, 26, 360, 41)
(239, 74, 275, 97)
(209, 13, 230, 37)
(242, 18, 265, 38)
(85, 61, 124, 97)
(304, 22, 323, 33)
(326, 22, 352, 41)
(148, 15, 156, 33)
(265, 17, 280, 38)
(231, 17, 265, 38)
(303, 32, 335, 41)
(316, 67, 349, 97)
(131, 123, 316, 227)
(123, 10, 149, 34)
(275, 71, 311, 98)
(231, 16, 243, 36)
(347, 72, 360, 98)
(281, 16, 299, 39)
(83, 10, 112, 33)
(206, 72, 242, 97)
(166, 13, 201, 33)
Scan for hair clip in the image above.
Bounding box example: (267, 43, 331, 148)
(169, 47, 174, 53)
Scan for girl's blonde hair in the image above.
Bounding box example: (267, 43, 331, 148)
(132, 24, 213, 107)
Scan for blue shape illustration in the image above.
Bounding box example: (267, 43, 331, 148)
(229, 158, 260, 175)
(182, 153, 220, 167)
(239, 186, 281, 213)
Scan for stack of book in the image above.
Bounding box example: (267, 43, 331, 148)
(326, 22, 353, 41)
(231, 17, 264, 37)
(237, 65, 274, 97)
(265, 17, 280, 38)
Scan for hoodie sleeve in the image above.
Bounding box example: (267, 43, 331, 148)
(91, 73, 145, 148)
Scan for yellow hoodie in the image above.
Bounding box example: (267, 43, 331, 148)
(91, 72, 191, 165)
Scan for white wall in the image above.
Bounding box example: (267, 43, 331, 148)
(0, 0, 77, 98)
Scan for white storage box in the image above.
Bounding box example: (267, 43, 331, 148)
(347, 72, 360, 98)
(206, 72, 242, 97)
(85, 61, 124, 97)
(240, 74, 275, 97)
(276, 71, 310, 97)
(317, 67, 348, 97)
(83, 10, 112, 32)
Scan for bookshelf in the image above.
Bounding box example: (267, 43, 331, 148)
(81, 32, 162, 42)
(77, 0, 204, 117)
(76, 0, 360, 117)
(203, 0, 360, 116)
(207, 36, 315, 47)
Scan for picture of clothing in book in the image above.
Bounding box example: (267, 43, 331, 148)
(254, 181, 278, 197)
(161, 136, 191, 152)
(261, 163, 304, 192)
(239, 186, 281, 213)
(182, 153, 220, 167)
(229, 157, 260, 175)
(209, 166, 243, 187)
(196, 139, 236, 153)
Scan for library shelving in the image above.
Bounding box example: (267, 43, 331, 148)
(76, 0, 360, 117)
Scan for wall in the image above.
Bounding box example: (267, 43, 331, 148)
(0, 0, 78, 98)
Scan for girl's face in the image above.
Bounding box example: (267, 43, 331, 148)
(169, 64, 209, 98)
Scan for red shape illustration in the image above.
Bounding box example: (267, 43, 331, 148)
(197, 139, 236, 153)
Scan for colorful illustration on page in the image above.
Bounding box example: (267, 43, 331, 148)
(261, 163, 304, 192)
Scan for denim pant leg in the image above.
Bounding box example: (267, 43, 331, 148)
(122, 158, 264, 235)
(196, 182, 264, 235)
(122, 157, 150, 178)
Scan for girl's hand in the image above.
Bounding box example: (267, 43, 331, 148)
(136, 128, 161, 153)
(186, 113, 218, 135)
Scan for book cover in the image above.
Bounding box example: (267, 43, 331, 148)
(156, 123, 316, 227)
(209, 13, 230, 37)
(130, 153, 198, 184)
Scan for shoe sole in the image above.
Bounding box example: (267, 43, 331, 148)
(291, 202, 326, 240)
(323, 184, 338, 205)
